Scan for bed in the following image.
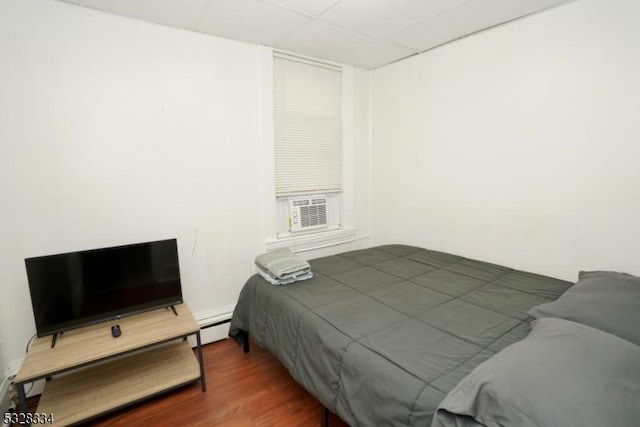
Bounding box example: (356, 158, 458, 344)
(229, 245, 640, 426)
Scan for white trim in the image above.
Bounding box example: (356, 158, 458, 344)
(276, 188, 342, 198)
(0, 304, 10, 417)
(259, 46, 278, 249)
(1, 374, 12, 417)
(294, 234, 369, 253)
(193, 305, 235, 329)
(186, 305, 236, 347)
(273, 51, 342, 72)
(266, 226, 369, 253)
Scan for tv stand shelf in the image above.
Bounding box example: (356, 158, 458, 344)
(14, 304, 206, 426)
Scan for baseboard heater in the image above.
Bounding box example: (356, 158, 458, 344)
(200, 318, 231, 330)
(197, 308, 234, 330)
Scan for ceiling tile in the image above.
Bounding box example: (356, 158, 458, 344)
(390, 0, 574, 52)
(338, 41, 418, 69)
(195, 0, 310, 46)
(319, 0, 469, 39)
(258, 0, 342, 17)
(147, 0, 214, 29)
(276, 20, 375, 62)
(77, 0, 212, 29)
(79, 0, 157, 19)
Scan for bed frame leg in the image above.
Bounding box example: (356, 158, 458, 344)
(241, 331, 250, 353)
(321, 406, 329, 427)
(232, 330, 251, 353)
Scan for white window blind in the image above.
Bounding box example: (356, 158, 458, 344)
(274, 54, 342, 197)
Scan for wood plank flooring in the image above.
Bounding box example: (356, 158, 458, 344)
(24, 338, 350, 427)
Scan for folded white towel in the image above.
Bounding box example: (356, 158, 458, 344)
(256, 264, 313, 285)
(255, 248, 310, 280)
(254, 248, 313, 285)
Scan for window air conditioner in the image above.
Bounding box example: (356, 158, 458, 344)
(289, 197, 328, 232)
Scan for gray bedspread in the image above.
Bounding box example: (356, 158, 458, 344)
(229, 245, 572, 426)
(432, 318, 640, 427)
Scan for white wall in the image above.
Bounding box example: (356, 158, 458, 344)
(0, 0, 371, 369)
(371, 0, 640, 280)
(0, 0, 257, 366)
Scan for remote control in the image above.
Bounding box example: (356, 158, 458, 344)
(111, 324, 121, 338)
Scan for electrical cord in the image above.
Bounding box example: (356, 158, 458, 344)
(23, 382, 34, 397)
(25, 333, 36, 353)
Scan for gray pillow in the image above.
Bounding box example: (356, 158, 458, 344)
(432, 318, 640, 427)
(527, 270, 640, 346)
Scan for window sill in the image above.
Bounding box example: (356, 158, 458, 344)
(265, 226, 364, 253)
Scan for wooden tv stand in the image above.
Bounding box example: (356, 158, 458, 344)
(13, 304, 205, 426)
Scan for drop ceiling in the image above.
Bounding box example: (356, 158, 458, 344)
(60, 0, 576, 69)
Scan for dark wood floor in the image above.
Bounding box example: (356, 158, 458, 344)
(25, 338, 350, 427)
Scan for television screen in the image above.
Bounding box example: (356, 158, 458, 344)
(25, 238, 183, 337)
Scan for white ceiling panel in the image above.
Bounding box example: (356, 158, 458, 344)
(337, 41, 418, 70)
(142, 0, 213, 29)
(75, 0, 211, 29)
(60, 0, 578, 69)
(259, 0, 341, 17)
(77, 0, 158, 20)
(195, 0, 309, 46)
(390, 0, 574, 53)
(318, 0, 469, 39)
(276, 19, 375, 62)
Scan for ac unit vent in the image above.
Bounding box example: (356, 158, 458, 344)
(289, 197, 328, 232)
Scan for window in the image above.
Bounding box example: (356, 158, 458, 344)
(273, 53, 342, 197)
(263, 48, 367, 250)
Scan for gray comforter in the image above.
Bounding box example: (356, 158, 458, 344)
(432, 317, 640, 427)
(229, 245, 571, 426)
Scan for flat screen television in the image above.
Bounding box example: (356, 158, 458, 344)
(25, 238, 183, 338)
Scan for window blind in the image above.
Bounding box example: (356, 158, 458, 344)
(274, 54, 342, 197)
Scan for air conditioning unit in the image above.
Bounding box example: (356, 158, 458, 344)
(289, 197, 328, 232)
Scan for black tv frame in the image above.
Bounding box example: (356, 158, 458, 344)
(24, 238, 183, 347)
